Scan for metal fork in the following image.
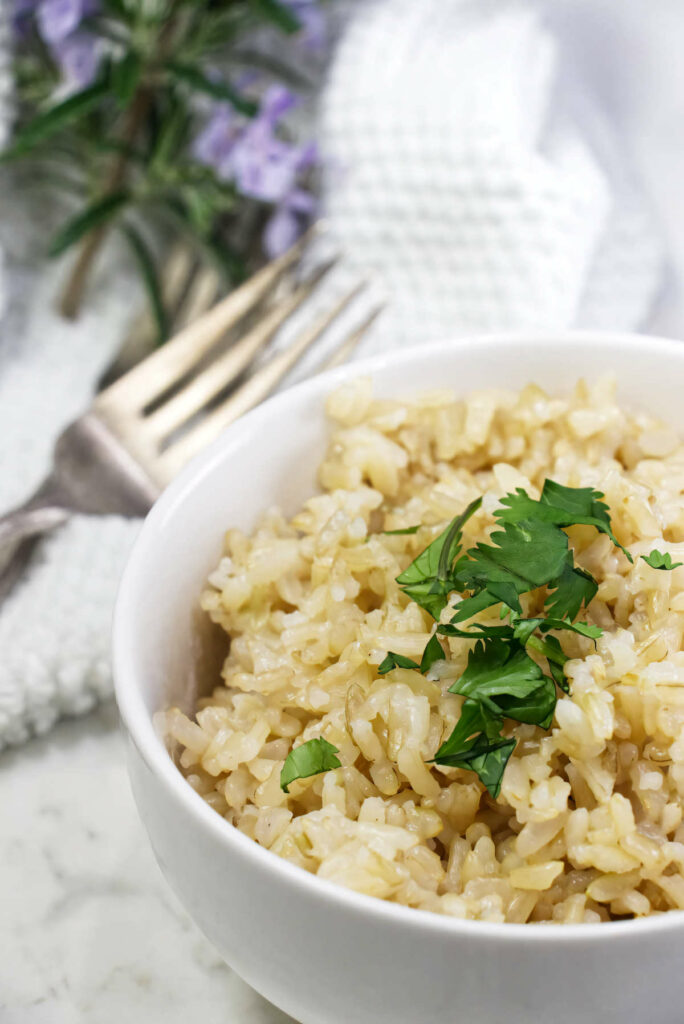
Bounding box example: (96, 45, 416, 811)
(0, 236, 380, 591)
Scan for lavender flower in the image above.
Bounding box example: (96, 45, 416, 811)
(231, 128, 300, 203)
(11, 0, 38, 37)
(191, 104, 241, 179)
(52, 30, 99, 87)
(264, 187, 315, 257)
(194, 85, 315, 199)
(229, 85, 304, 203)
(260, 83, 297, 123)
(282, 0, 327, 52)
(12, 0, 101, 87)
(37, 0, 91, 44)
(192, 82, 318, 257)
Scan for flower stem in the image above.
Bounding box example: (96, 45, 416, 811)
(58, 86, 151, 319)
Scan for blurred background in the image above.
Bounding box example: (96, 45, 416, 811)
(2, 1, 684, 1021)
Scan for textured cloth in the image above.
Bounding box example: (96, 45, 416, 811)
(0, 0, 664, 748)
(317, 0, 663, 351)
(0, 262, 142, 744)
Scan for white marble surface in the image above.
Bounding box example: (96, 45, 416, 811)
(0, 702, 293, 1024)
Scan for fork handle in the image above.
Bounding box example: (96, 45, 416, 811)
(0, 483, 70, 578)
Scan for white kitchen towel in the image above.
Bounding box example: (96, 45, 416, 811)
(314, 0, 663, 351)
(0, 0, 664, 748)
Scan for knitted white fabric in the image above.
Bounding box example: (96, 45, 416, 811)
(0, 0, 664, 748)
(315, 0, 663, 353)
(0, 260, 142, 745)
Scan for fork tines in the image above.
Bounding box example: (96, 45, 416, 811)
(94, 234, 382, 488)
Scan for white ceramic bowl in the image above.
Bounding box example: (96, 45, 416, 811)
(114, 332, 684, 1024)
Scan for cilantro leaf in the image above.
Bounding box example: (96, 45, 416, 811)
(280, 738, 341, 793)
(448, 637, 559, 728)
(438, 622, 515, 640)
(433, 700, 516, 799)
(378, 636, 445, 676)
(496, 479, 633, 562)
(458, 519, 570, 590)
(451, 519, 569, 622)
(433, 638, 559, 796)
(378, 480, 617, 795)
(420, 634, 445, 673)
(378, 651, 421, 674)
(538, 634, 569, 693)
(514, 615, 603, 640)
(397, 578, 457, 620)
(447, 735, 517, 798)
(642, 549, 683, 571)
(435, 699, 502, 758)
(395, 498, 482, 618)
(448, 587, 508, 623)
(383, 525, 420, 535)
(397, 498, 482, 588)
(494, 678, 557, 729)
(544, 556, 598, 620)
(448, 638, 551, 704)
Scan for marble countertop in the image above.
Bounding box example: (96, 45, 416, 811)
(0, 703, 293, 1024)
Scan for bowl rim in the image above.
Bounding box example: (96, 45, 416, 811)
(114, 328, 684, 943)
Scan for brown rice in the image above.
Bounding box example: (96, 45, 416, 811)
(164, 376, 684, 923)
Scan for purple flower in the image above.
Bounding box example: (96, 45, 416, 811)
(11, 0, 38, 37)
(51, 29, 99, 87)
(191, 104, 241, 179)
(282, 0, 327, 52)
(37, 0, 90, 44)
(192, 83, 317, 257)
(193, 85, 304, 202)
(228, 86, 303, 203)
(230, 129, 299, 203)
(260, 84, 297, 125)
(14, 0, 101, 86)
(264, 188, 316, 258)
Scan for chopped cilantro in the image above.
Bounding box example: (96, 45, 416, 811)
(420, 634, 445, 672)
(369, 480, 680, 798)
(512, 614, 603, 640)
(448, 638, 550, 704)
(451, 518, 569, 621)
(378, 635, 445, 676)
(642, 549, 683, 571)
(543, 556, 598, 620)
(539, 634, 570, 693)
(383, 525, 421, 535)
(395, 497, 482, 618)
(378, 651, 421, 674)
(280, 738, 341, 793)
(432, 698, 516, 798)
(495, 479, 633, 562)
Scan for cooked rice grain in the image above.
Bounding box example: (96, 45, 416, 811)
(164, 377, 684, 923)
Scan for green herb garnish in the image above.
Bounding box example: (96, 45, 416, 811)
(383, 525, 421, 535)
(296, 481, 679, 798)
(642, 549, 683, 571)
(375, 479, 678, 798)
(395, 497, 482, 618)
(379, 635, 445, 676)
(280, 738, 341, 793)
(378, 651, 421, 674)
(495, 480, 633, 561)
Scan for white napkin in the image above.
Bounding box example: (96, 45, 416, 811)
(0, 0, 664, 749)
(316, 0, 663, 350)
